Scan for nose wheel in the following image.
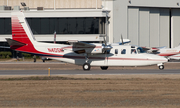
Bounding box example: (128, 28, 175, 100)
(159, 65, 164, 70)
(83, 63, 91, 71)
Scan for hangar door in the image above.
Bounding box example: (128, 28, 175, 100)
(171, 9, 180, 48)
(128, 7, 170, 48)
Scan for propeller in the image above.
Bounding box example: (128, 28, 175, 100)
(103, 36, 107, 46)
(104, 10, 108, 46)
(121, 34, 124, 45)
(54, 31, 56, 44)
(101, 10, 112, 54)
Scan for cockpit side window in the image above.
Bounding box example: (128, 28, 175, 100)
(121, 49, 126, 54)
(137, 48, 141, 54)
(115, 49, 118, 54)
(137, 47, 146, 53)
(131, 49, 137, 54)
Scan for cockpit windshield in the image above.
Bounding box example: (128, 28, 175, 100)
(137, 47, 146, 53)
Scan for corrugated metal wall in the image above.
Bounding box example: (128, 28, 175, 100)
(128, 7, 170, 47)
(171, 9, 180, 47)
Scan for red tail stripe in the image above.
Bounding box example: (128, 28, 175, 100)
(11, 16, 67, 57)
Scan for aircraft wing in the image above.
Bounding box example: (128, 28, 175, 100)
(68, 40, 103, 54)
(68, 40, 112, 54)
(68, 40, 96, 47)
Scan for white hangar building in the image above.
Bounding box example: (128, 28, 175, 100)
(0, 0, 180, 53)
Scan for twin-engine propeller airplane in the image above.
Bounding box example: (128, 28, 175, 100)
(6, 11, 167, 70)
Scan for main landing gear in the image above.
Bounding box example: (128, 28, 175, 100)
(100, 66, 108, 70)
(83, 65, 109, 71)
(82, 54, 109, 71)
(83, 54, 91, 71)
(83, 63, 91, 70)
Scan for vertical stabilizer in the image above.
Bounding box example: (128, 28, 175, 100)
(11, 11, 35, 44)
(9, 11, 67, 56)
(10, 11, 38, 52)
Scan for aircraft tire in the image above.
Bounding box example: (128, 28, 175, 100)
(83, 63, 91, 71)
(159, 65, 164, 70)
(100, 66, 108, 70)
(34, 58, 36, 62)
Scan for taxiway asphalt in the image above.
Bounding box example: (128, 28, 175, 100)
(0, 69, 179, 75)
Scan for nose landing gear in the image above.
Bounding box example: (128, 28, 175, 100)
(83, 54, 91, 71)
(157, 63, 164, 70)
(158, 65, 164, 70)
(100, 66, 108, 70)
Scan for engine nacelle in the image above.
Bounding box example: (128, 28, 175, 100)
(86, 48, 103, 54)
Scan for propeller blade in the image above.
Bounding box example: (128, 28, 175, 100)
(54, 31, 56, 44)
(104, 36, 107, 46)
(121, 34, 124, 45)
(100, 34, 107, 46)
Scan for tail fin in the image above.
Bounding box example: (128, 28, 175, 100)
(11, 11, 35, 43)
(9, 11, 65, 55)
(9, 11, 38, 53)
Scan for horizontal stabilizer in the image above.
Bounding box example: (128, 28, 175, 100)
(5, 38, 26, 49)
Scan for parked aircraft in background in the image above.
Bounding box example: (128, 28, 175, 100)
(142, 45, 180, 60)
(6, 11, 167, 70)
(168, 54, 180, 60)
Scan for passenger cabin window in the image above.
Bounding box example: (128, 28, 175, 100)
(131, 49, 137, 54)
(115, 49, 118, 54)
(121, 49, 126, 54)
(137, 48, 141, 53)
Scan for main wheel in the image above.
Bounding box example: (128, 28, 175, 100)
(83, 63, 91, 71)
(100, 66, 108, 70)
(159, 65, 164, 70)
(34, 58, 36, 62)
